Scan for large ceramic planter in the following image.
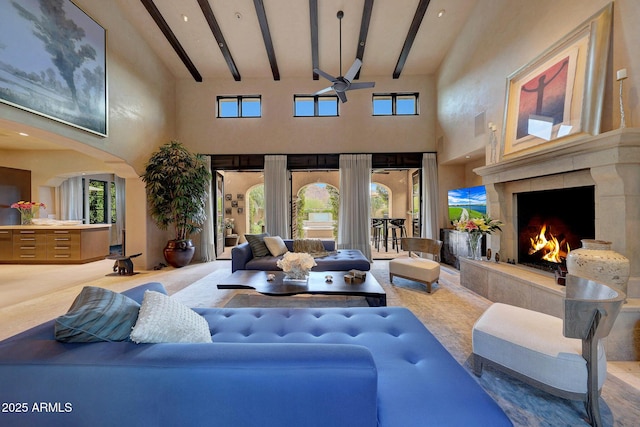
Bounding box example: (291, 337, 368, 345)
(163, 239, 195, 268)
(566, 239, 630, 296)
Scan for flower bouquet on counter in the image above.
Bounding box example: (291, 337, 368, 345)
(11, 201, 46, 225)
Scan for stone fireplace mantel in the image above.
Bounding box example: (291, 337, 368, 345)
(473, 128, 640, 298)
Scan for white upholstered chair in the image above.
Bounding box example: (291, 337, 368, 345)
(472, 275, 625, 427)
(389, 238, 442, 293)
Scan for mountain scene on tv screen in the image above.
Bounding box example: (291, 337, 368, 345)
(448, 185, 487, 221)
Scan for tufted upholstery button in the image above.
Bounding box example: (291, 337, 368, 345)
(387, 328, 401, 337)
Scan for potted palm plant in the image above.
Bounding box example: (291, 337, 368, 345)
(142, 141, 211, 267)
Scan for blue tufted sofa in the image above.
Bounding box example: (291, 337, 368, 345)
(0, 283, 512, 427)
(231, 239, 371, 272)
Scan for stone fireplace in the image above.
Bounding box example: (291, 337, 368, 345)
(461, 128, 640, 360)
(475, 128, 640, 298)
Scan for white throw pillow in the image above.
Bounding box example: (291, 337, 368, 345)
(130, 290, 212, 344)
(264, 236, 289, 257)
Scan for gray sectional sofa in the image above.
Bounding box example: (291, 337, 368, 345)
(231, 239, 371, 272)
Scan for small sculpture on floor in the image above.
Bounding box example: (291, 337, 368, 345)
(109, 253, 142, 275)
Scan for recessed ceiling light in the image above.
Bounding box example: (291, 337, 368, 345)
(437, 9, 446, 18)
(181, 14, 188, 22)
(18, 132, 29, 136)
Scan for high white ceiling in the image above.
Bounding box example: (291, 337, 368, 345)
(1, 0, 477, 151)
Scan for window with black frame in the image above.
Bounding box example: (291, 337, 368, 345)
(372, 93, 419, 116)
(294, 95, 339, 117)
(217, 95, 262, 118)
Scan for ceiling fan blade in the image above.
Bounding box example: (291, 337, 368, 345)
(336, 91, 348, 103)
(343, 58, 362, 82)
(348, 81, 375, 90)
(313, 68, 336, 83)
(314, 86, 334, 95)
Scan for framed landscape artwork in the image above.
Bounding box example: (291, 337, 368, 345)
(0, 0, 107, 136)
(501, 3, 611, 158)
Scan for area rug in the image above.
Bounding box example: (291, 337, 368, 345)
(179, 263, 640, 427)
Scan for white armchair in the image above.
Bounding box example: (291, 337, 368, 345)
(472, 275, 625, 427)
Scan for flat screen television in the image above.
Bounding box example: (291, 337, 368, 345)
(447, 185, 487, 222)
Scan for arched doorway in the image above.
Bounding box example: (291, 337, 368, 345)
(247, 183, 264, 234)
(294, 183, 339, 239)
(370, 182, 391, 218)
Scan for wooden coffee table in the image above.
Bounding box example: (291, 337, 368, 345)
(217, 270, 387, 307)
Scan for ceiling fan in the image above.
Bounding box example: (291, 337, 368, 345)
(314, 10, 375, 103)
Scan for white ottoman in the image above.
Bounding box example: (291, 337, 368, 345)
(389, 256, 440, 293)
(472, 303, 606, 398)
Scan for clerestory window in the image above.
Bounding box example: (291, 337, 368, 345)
(217, 95, 262, 118)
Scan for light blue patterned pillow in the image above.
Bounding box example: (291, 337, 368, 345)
(55, 286, 140, 342)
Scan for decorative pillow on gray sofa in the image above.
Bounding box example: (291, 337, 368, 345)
(55, 286, 140, 343)
(264, 235, 289, 256)
(245, 233, 271, 257)
(130, 290, 212, 344)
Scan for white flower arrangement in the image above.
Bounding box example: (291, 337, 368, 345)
(276, 252, 316, 279)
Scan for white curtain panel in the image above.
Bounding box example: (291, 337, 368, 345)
(200, 156, 216, 262)
(338, 154, 372, 261)
(114, 176, 126, 245)
(421, 153, 439, 239)
(264, 155, 290, 238)
(59, 176, 83, 221)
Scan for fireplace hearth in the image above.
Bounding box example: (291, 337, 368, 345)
(517, 186, 595, 272)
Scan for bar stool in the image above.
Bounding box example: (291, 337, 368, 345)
(389, 219, 407, 252)
(371, 218, 384, 251)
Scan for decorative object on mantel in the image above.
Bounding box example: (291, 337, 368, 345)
(617, 68, 628, 128)
(276, 252, 316, 282)
(488, 122, 498, 164)
(11, 201, 46, 225)
(486, 248, 492, 261)
(452, 209, 503, 261)
(566, 239, 630, 300)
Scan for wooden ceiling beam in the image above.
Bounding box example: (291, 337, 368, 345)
(253, 0, 280, 81)
(354, 0, 374, 80)
(309, 0, 319, 80)
(393, 0, 431, 79)
(196, 0, 241, 81)
(139, 0, 202, 82)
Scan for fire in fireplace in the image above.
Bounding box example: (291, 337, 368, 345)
(517, 186, 595, 272)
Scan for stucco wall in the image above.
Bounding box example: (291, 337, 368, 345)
(437, 0, 640, 165)
(176, 75, 437, 155)
(0, 0, 177, 269)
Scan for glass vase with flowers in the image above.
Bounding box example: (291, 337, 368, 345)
(452, 208, 503, 260)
